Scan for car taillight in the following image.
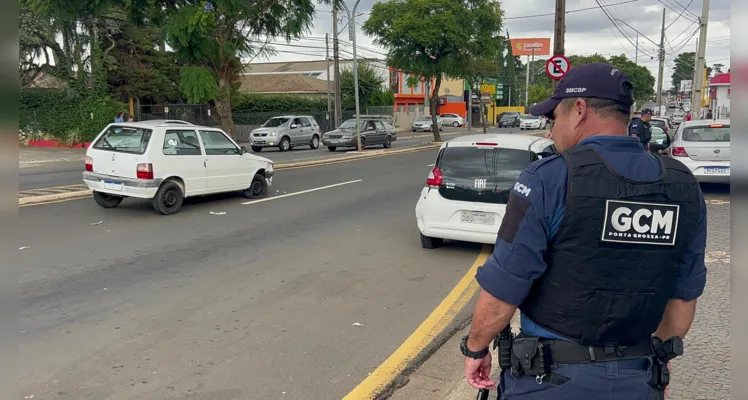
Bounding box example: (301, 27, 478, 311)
(85, 156, 93, 172)
(136, 163, 154, 179)
(671, 147, 688, 157)
(426, 166, 443, 187)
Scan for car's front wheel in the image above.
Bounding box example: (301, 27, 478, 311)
(279, 137, 291, 152)
(251, 145, 263, 152)
(420, 233, 443, 249)
(310, 135, 320, 149)
(93, 191, 123, 208)
(243, 174, 269, 199)
(328, 146, 337, 152)
(153, 181, 184, 215)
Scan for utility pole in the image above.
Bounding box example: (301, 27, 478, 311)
(635, 33, 639, 64)
(340, 0, 363, 151)
(332, 7, 342, 128)
(552, 0, 566, 91)
(326, 33, 331, 128)
(655, 8, 666, 115)
(692, 0, 710, 119)
(524, 55, 530, 107)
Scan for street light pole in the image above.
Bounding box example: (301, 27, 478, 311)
(341, 0, 364, 152)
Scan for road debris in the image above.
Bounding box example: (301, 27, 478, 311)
(209, 211, 227, 215)
(90, 221, 104, 226)
(19, 246, 30, 251)
(352, 322, 364, 327)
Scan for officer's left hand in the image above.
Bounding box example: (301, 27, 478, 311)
(464, 352, 496, 389)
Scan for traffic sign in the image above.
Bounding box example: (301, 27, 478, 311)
(545, 55, 570, 80)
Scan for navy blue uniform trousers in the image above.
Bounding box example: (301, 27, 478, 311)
(499, 359, 657, 399)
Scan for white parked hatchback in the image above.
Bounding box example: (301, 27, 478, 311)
(83, 121, 274, 215)
(669, 119, 730, 183)
(415, 134, 555, 248)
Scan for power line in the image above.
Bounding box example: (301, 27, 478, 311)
(596, 0, 656, 58)
(657, 0, 698, 23)
(664, 0, 696, 29)
(665, 0, 700, 19)
(504, 0, 639, 20)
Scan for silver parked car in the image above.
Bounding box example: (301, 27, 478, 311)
(322, 118, 395, 151)
(439, 113, 465, 127)
(412, 116, 444, 132)
(249, 115, 322, 152)
(669, 119, 730, 183)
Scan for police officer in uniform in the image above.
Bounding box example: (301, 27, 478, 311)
(460, 63, 707, 399)
(629, 108, 653, 151)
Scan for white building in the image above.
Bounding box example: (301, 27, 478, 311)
(707, 73, 730, 118)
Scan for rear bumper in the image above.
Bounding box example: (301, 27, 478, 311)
(415, 191, 502, 245)
(82, 171, 160, 198)
(322, 138, 357, 147)
(671, 157, 730, 183)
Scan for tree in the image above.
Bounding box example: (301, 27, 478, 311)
(712, 63, 724, 75)
(466, 57, 501, 133)
(568, 53, 608, 66)
(528, 84, 552, 105)
(671, 52, 695, 92)
(363, 0, 503, 142)
(164, 0, 318, 136)
(340, 62, 385, 110)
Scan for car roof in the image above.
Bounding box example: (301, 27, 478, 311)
(110, 121, 224, 130)
(679, 119, 730, 127)
(444, 134, 553, 151)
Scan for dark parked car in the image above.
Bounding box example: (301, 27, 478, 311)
(498, 113, 520, 128)
(321, 118, 396, 151)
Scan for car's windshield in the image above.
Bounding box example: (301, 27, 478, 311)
(674, 112, 685, 118)
(650, 119, 667, 128)
(682, 125, 730, 142)
(519, 115, 537, 120)
(437, 147, 538, 204)
(500, 115, 515, 120)
(92, 126, 153, 154)
(262, 117, 290, 128)
(340, 119, 363, 129)
(417, 116, 432, 121)
(651, 128, 669, 145)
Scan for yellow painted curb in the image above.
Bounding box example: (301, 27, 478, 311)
(343, 245, 492, 400)
(19, 190, 92, 206)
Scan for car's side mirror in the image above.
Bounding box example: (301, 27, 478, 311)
(240, 146, 248, 154)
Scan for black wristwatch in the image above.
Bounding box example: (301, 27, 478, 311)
(460, 335, 489, 359)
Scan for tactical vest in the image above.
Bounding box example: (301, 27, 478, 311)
(519, 145, 702, 347)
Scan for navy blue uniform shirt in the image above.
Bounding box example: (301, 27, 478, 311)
(475, 135, 708, 340)
(628, 118, 651, 144)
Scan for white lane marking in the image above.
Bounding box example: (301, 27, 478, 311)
(427, 164, 435, 167)
(242, 179, 363, 205)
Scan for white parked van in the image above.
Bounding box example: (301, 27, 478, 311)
(82, 121, 274, 215)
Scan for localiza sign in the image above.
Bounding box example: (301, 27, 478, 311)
(509, 38, 551, 56)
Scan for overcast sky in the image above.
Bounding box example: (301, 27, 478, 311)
(249, 0, 731, 89)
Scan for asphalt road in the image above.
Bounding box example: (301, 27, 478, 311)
(19, 127, 497, 191)
(18, 147, 483, 400)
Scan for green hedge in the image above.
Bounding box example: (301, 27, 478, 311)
(232, 93, 328, 113)
(20, 89, 127, 142)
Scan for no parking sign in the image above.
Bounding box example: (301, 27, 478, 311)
(545, 55, 570, 80)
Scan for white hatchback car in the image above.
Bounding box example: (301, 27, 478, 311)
(83, 121, 274, 215)
(669, 119, 730, 183)
(415, 134, 555, 248)
(519, 114, 548, 130)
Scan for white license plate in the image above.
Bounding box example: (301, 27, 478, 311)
(461, 211, 495, 225)
(329, 139, 342, 143)
(704, 167, 729, 175)
(103, 180, 123, 191)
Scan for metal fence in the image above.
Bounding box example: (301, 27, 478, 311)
(365, 105, 395, 116)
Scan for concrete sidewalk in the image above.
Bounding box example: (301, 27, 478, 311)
(388, 314, 521, 400)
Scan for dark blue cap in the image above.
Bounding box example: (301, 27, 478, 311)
(529, 62, 635, 119)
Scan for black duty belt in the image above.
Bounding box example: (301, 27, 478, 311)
(509, 336, 653, 381)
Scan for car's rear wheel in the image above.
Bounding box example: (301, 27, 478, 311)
(243, 174, 268, 199)
(420, 233, 443, 249)
(383, 136, 392, 148)
(251, 146, 262, 152)
(453, 121, 460, 127)
(93, 191, 123, 208)
(310, 135, 320, 149)
(279, 137, 291, 152)
(328, 146, 337, 152)
(153, 181, 184, 215)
